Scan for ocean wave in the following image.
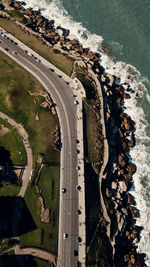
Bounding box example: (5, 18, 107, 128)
(16, 0, 150, 264)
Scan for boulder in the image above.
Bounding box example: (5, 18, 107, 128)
(126, 163, 136, 175)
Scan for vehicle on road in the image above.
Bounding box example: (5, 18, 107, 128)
(76, 139, 80, 144)
(49, 68, 54, 72)
(62, 188, 66, 193)
(35, 58, 41, 63)
(4, 48, 8, 51)
(74, 100, 79, 105)
(74, 250, 78, 256)
(76, 165, 80, 170)
(76, 210, 81, 215)
(76, 185, 81, 191)
(63, 233, 68, 239)
(76, 149, 80, 154)
(24, 50, 28, 53)
(77, 236, 82, 243)
(12, 51, 17, 56)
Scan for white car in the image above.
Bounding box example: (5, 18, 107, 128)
(12, 51, 17, 56)
(76, 165, 80, 170)
(63, 233, 68, 239)
(35, 58, 41, 63)
(74, 100, 79, 105)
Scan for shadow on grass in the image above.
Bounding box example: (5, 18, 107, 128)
(85, 162, 100, 246)
(0, 255, 49, 267)
(0, 146, 19, 186)
(0, 196, 36, 238)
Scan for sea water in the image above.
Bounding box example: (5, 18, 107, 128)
(17, 0, 150, 265)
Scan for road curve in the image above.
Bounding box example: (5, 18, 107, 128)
(0, 32, 81, 266)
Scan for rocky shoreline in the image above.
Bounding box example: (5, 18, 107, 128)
(0, 1, 147, 266)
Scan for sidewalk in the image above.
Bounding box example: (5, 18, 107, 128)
(71, 78, 86, 266)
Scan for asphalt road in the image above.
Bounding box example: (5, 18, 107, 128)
(0, 33, 80, 267)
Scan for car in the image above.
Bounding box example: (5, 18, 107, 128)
(24, 50, 28, 53)
(12, 51, 17, 56)
(28, 52, 32, 56)
(63, 233, 68, 239)
(62, 188, 66, 193)
(76, 185, 81, 191)
(77, 236, 82, 243)
(14, 42, 18, 45)
(35, 58, 41, 63)
(49, 68, 54, 72)
(74, 250, 78, 256)
(58, 74, 62, 78)
(4, 48, 8, 51)
(76, 149, 80, 154)
(76, 210, 81, 215)
(76, 139, 80, 144)
(74, 100, 79, 105)
(76, 165, 80, 170)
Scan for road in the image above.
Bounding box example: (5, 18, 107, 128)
(0, 32, 81, 266)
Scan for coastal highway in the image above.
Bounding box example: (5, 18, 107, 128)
(0, 33, 80, 266)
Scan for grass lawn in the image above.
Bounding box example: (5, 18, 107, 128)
(0, 184, 20, 196)
(0, 52, 59, 253)
(83, 103, 103, 171)
(32, 257, 50, 267)
(0, 17, 74, 76)
(5, 10, 27, 24)
(20, 166, 59, 254)
(0, 118, 27, 166)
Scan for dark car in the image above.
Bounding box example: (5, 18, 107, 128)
(74, 250, 78, 256)
(76, 210, 81, 215)
(77, 236, 82, 243)
(62, 188, 66, 193)
(49, 68, 54, 72)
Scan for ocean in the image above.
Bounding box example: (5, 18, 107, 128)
(16, 0, 150, 265)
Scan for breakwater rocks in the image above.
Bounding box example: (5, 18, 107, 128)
(100, 74, 146, 266)
(1, 1, 147, 266)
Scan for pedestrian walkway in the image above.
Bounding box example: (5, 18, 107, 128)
(71, 78, 86, 266)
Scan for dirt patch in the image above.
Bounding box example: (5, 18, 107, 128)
(0, 124, 11, 136)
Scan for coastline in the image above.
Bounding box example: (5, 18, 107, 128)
(0, 1, 148, 266)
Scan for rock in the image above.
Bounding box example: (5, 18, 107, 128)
(43, 208, 50, 223)
(101, 74, 106, 82)
(124, 254, 130, 262)
(126, 163, 136, 175)
(127, 194, 136, 205)
(106, 74, 114, 87)
(35, 112, 39, 120)
(118, 155, 126, 167)
(118, 180, 127, 193)
(112, 181, 117, 190)
(123, 92, 131, 99)
(128, 206, 140, 218)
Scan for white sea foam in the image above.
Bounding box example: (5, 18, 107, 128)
(17, 0, 150, 264)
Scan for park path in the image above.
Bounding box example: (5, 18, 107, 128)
(0, 111, 33, 196)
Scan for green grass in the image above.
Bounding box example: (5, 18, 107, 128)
(0, 17, 74, 76)
(32, 257, 50, 267)
(0, 118, 27, 165)
(5, 10, 27, 24)
(75, 67, 98, 104)
(20, 166, 59, 254)
(83, 103, 103, 172)
(0, 184, 20, 196)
